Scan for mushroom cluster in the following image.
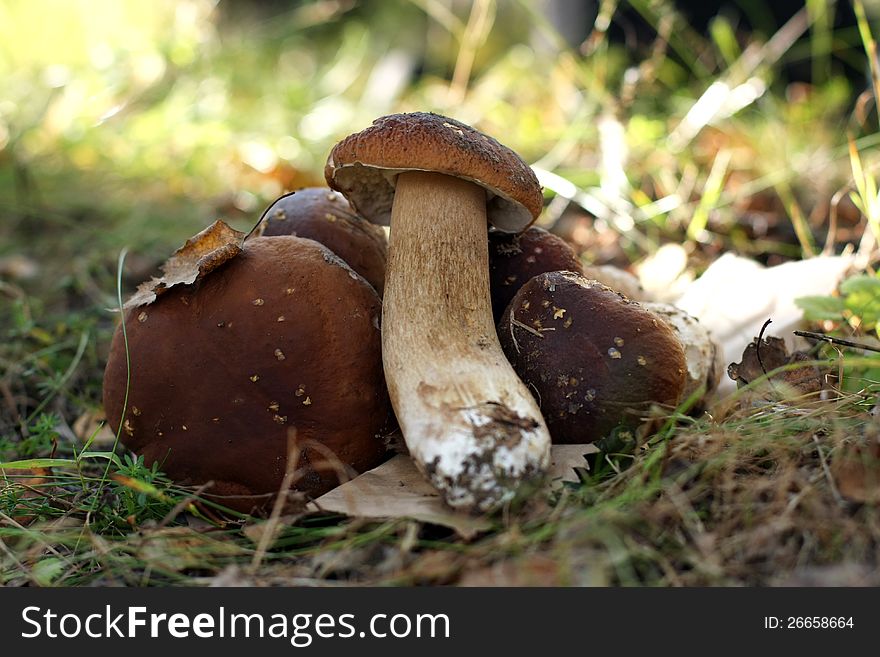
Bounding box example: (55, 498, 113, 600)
(104, 110, 719, 515)
(489, 222, 717, 443)
(325, 112, 551, 511)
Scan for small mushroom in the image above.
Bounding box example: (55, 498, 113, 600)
(326, 112, 551, 512)
(259, 187, 388, 296)
(102, 235, 392, 513)
(489, 226, 648, 322)
(498, 271, 687, 444)
(489, 226, 584, 321)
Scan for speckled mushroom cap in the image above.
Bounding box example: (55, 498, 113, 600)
(325, 112, 543, 232)
(259, 188, 388, 296)
(498, 271, 687, 444)
(102, 236, 391, 512)
(489, 226, 583, 321)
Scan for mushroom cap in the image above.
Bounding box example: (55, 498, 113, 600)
(498, 271, 687, 444)
(325, 112, 543, 232)
(581, 264, 647, 301)
(642, 302, 723, 404)
(489, 226, 583, 322)
(102, 236, 392, 512)
(259, 188, 388, 296)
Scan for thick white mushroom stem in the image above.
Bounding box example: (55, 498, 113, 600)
(383, 171, 551, 512)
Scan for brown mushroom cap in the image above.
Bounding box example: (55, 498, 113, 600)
(489, 226, 583, 322)
(581, 264, 647, 301)
(642, 302, 723, 404)
(259, 188, 388, 296)
(498, 271, 687, 444)
(102, 236, 391, 512)
(325, 112, 543, 232)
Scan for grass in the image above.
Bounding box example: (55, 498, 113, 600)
(2, 0, 880, 586)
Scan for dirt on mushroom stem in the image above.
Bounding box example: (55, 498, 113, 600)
(381, 171, 550, 512)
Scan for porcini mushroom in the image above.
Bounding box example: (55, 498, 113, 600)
(642, 302, 723, 405)
(326, 112, 551, 511)
(102, 233, 391, 513)
(498, 271, 687, 444)
(259, 187, 388, 296)
(489, 226, 584, 321)
(489, 226, 648, 322)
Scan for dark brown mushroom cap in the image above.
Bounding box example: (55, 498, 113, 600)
(259, 188, 388, 296)
(102, 236, 391, 513)
(325, 112, 543, 232)
(489, 226, 583, 322)
(498, 271, 687, 444)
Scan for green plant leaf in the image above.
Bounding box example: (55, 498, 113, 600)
(840, 274, 880, 295)
(795, 295, 846, 321)
(0, 458, 76, 470)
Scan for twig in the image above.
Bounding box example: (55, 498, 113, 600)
(794, 330, 880, 354)
(242, 190, 296, 245)
(756, 318, 773, 376)
(510, 317, 545, 339)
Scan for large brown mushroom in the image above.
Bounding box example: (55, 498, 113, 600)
(259, 187, 388, 296)
(498, 271, 687, 444)
(102, 231, 391, 513)
(326, 112, 551, 512)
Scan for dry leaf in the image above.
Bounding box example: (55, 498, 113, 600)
(125, 220, 245, 308)
(548, 444, 598, 482)
(72, 410, 116, 447)
(671, 253, 852, 396)
(727, 335, 826, 395)
(0, 467, 52, 524)
(307, 445, 597, 539)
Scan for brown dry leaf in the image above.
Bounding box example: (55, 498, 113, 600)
(307, 445, 597, 539)
(727, 335, 825, 395)
(72, 409, 116, 447)
(0, 467, 52, 524)
(832, 438, 880, 504)
(125, 220, 245, 308)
